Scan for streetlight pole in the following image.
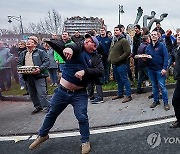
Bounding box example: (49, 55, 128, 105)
(119, 5, 125, 25)
(7, 15, 24, 37)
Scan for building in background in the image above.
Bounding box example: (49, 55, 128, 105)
(64, 16, 106, 36)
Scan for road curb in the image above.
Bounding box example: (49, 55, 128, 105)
(0, 115, 175, 136)
(1, 83, 175, 102)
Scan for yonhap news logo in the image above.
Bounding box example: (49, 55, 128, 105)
(147, 132, 180, 148)
(147, 132, 161, 148)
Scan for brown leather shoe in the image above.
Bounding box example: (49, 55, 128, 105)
(122, 96, 132, 103)
(150, 101, 160, 108)
(82, 142, 91, 154)
(29, 135, 49, 150)
(112, 95, 124, 100)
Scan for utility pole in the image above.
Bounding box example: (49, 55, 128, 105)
(8, 15, 24, 38)
(119, 5, 125, 25)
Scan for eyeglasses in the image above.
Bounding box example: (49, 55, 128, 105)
(85, 39, 94, 44)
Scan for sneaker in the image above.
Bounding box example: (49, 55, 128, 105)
(50, 83, 54, 87)
(164, 104, 170, 111)
(53, 83, 58, 87)
(150, 101, 160, 108)
(81, 142, 91, 154)
(31, 107, 43, 115)
(112, 95, 124, 100)
(42, 107, 49, 113)
(122, 96, 132, 103)
(20, 86, 25, 90)
(91, 98, 104, 104)
(145, 81, 150, 87)
(169, 121, 180, 128)
(29, 135, 49, 150)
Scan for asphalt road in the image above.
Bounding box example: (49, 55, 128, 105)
(0, 119, 180, 154)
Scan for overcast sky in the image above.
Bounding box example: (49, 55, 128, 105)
(1, 0, 180, 33)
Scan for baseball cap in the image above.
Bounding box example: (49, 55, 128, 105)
(28, 36, 38, 44)
(84, 33, 99, 48)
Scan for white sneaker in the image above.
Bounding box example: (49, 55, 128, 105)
(20, 86, 25, 90)
(145, 81, 150, 87)
(50, 83, 54, 87)
(53, 83, 58, 87)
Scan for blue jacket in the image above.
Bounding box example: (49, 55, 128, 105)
(96, 36, 112, 56)
(47, 48, 58, 69)
(145, 41, 168, 71)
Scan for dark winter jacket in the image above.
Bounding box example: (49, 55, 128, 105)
(172, 45, 180, 80)
(108, 35, 131, 65)
(46, 40, 104, 87)
(137, 42, 148, 67)
(71, 35, 84, 43)
(132, 33, 141, 56)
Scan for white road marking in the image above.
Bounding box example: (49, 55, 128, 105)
(0, 117, 176, 142)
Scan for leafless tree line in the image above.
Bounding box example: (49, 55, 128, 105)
(0, 9, 64, 35)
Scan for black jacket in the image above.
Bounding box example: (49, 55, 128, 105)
(172, 45, 180, 80)
(133, 33, 141, 56)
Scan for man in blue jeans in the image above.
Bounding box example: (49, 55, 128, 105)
(108, 25, 132, 103)
(143, 31, 170, 111)
(29, 34, 104, 154)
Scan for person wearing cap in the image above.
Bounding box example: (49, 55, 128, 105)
(29, 34, 104, 154)
(18, 36, 50, 115)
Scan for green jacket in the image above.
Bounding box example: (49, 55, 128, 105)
(54, 40, 74, 63)
(108, 36, 131, 65)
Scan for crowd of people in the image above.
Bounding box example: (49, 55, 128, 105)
(0, 22, 180, 153)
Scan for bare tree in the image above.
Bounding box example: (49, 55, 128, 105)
(1, 9, 64, 35)
(28, 23, 38, 34)
(12, 25, 20, 34)
(44, 9, 63, 34)
(0, 29, 10, 35)
(27, 9, 64, 34)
